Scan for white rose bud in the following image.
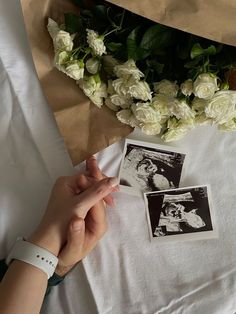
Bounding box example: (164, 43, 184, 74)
(152, 94, 170, 123)
(154, 80, 179, 97)
(65, 60, 84, 80)
(86, 58, 100, 74)
(162, 117, 195, 142)
(53, 30, 74, 52)
(131, 102, 161, 124)
(205, 90, 236, 124)
(193, 73, 219, 99)
(81, 74, 101, 97)
(128, 81, 152, 101)
(54, 51, 70, 72)
(114, 59, 144, 80)
(218, 119, 236, 131)
(180, 79, 193, 96)
(169, 99, 195, 120)
(116, 109, 138, 127)
(47, 18, 60, 39)
(86, 29, 106, 56)
(140, 122, 162, 135)
(105, 98, 119, 112)
(110, 94, 132, 109)
(88, 82, 107, 108)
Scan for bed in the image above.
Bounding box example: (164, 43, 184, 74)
(1, 1, 236, 313)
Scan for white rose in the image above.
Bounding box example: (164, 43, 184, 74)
(152, 94, 170, 123)
(110, 94, 132, 109)
(89, 94, 104, 108)
(193, 73, 219, 99)
(89, 82, 107, 108)
(128, 81, 152, 101)
(168, 99, 195, 120)
(81, 75, 100, 97)
(162, 117, 195, 142)
(218, 119, 236, 131)
(112, 78, 129, 96)
(47, 18, 60, 39)
(192, 97, 207, 114)
(114, 59, 144, 80)
(105, 98, 119, 112)
(154, 80, 179, 97)
(180, 79, 193, 96)
(65, 60, 84, 80)
(86, 58, 100, 74)
(195, 113, 213, 125)
(140, 122, 162, 135)
(116, 109, 138, 127)
(102, 55, 120, 76)
(131, 102, 161, 124)
(205, 90, 236, 124)
(86, 29, 106, 56)
(53, 30, 73, 52)
(54, 51, 70, 71)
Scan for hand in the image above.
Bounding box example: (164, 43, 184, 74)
(28, 165, 119, 256)
(55, 156, 117, 276)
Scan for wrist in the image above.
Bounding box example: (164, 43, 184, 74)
(28, 229, 61, 257)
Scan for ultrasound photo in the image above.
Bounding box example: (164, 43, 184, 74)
(119, 139, 186, 194)
(144, 186, 217, 242)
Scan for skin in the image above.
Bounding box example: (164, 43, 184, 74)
(0, 157, 118, 314)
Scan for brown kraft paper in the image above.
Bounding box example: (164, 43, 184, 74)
(108, 0, 236, 47)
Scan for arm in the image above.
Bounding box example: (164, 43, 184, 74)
(0, 167, 118, 314)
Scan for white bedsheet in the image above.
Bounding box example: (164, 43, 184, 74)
(1, 1, 236, 314)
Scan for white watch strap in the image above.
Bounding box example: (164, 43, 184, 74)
(6, 238, 58, 279)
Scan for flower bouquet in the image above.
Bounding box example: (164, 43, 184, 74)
(47, 0, 236, 142)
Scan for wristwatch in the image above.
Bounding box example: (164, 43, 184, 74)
(6, 237, 58, 279)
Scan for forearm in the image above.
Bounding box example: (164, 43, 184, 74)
(0, 260, 48, 314)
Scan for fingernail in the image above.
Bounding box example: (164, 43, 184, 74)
(108, 177, 119, 188)
(72, 220, 83, 232)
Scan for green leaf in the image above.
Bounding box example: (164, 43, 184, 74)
(139, 24, 172, 51)
(64, 13, 82, 34)
(106, 42, 123, 52)
(190, 43, 216, 59)
(126, 27, 139, 60)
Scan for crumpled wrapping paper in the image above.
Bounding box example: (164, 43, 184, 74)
(108, 0, 236, 47)
(20, 0, 236, 165)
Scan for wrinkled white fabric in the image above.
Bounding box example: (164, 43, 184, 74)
(1, 1, 236, 314)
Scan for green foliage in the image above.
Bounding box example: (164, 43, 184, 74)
(69, 0, 236, 84)
(190, 43, 216, 59)
(140, 25, 172, 52)
(64, 13, 82, 34)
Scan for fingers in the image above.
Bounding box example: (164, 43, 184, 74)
(86, 156, 102, 179)
(86, 156, 117, 207)
(75, 177, 119, 218)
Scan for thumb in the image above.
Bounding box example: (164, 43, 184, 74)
(56, 218, 85, 276)
(75, 177, 119, 218)
(67, 218, 85, 249)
